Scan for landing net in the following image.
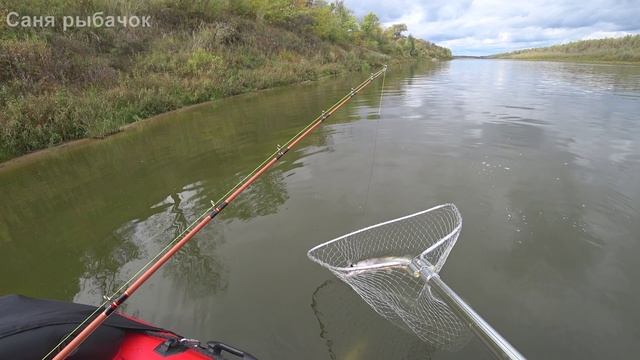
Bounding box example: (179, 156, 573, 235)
(307, 204, 470, 349)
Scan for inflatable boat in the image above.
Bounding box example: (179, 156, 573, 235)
(0, 295, 256, 360)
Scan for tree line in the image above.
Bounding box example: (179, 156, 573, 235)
(494, 35, 640, 63)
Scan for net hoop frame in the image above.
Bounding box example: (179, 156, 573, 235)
(307, 203, 462, 274)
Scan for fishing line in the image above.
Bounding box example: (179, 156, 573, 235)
(45, 66, 387, 360)
(310, 279, 337, 360)
(377, 66, 386, 115)
(363, 67, 386, 217)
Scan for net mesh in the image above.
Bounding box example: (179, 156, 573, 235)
(307, 203, 470, 349)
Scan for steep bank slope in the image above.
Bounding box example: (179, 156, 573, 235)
(0, 1, 451, 162)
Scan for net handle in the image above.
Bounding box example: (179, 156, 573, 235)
(417, 265, 526, 360)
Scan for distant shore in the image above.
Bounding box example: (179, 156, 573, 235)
(490, 35, 640, 64)
(453, 56, 640, 65)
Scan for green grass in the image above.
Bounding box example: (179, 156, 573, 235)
(493, 35, 640, 63)
(0, 0, 451, 162)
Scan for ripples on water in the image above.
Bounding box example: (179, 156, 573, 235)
(0, 60, 639, 359)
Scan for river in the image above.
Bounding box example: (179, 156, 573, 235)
(1, 59, 639, 359)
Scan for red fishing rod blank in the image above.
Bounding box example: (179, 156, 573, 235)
(49, 66, 387, 360)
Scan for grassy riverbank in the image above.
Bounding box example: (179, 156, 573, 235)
(492, 35, 640, 63)
(0, 1, 451, 163)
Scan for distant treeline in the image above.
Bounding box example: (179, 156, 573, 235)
(0, 0, 451, 162)
(493, 35, 640, 63)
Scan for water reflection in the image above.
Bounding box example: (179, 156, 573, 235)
(310, 279, 442, 360)
(70, 118, 336, 304)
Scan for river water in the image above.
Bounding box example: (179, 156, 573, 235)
(1, 60, 639, 359)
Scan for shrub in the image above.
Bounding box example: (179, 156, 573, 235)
(0, 0, 451, 162)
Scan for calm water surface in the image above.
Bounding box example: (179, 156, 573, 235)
(1, 60, 639, 359)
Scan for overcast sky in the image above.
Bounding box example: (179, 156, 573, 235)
(342, 0, 640, 55)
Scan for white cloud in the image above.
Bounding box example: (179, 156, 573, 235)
(342, 0, 640, 55)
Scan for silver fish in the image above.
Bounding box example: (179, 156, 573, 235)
(347, 256, 412, 270)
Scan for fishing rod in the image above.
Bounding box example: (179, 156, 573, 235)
(47, 65, 388, 360)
